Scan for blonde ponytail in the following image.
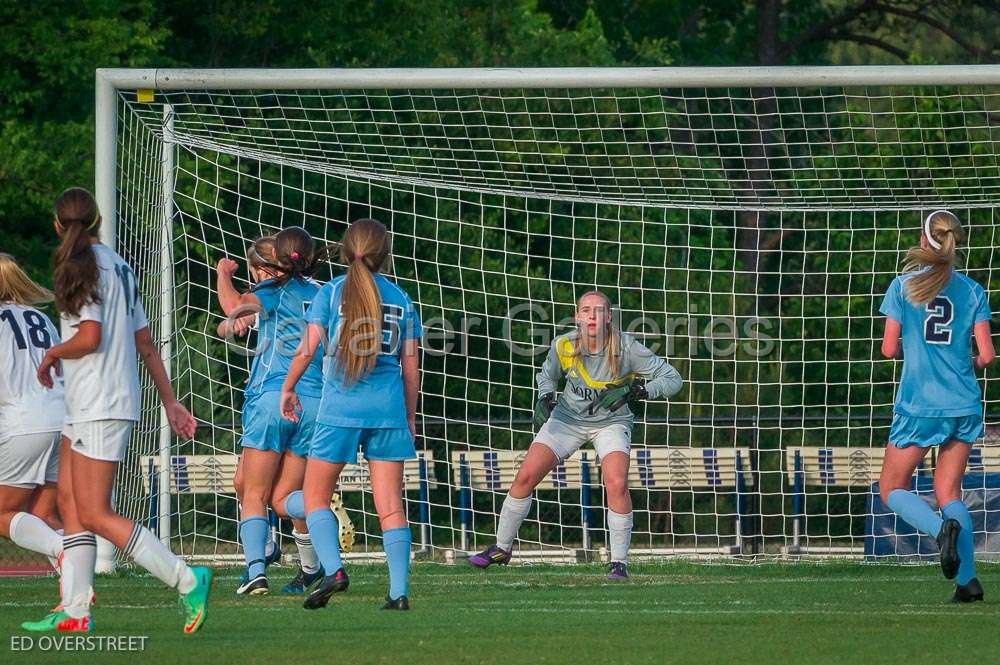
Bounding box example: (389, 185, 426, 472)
(336, 219, 391, 384)
(0, 254, 54, 306)
(902, 210, 963, 305)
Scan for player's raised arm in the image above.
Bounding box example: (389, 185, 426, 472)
(215, 237, 276, 338)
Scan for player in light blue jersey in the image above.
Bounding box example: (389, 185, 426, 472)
(281, 218, 421, 611)
(217, 227, 329, 595)
(878, 210, 995, 603)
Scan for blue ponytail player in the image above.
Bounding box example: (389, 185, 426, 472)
(281, 218, 421, 611)
(878, 210, 995, 603)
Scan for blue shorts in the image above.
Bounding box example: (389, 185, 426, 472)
(241, 391, 320, 457)
(309, 423, 415, 464)
(888, 412, 984, 449)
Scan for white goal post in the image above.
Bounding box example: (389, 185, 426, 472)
(96, 66, 1000, 566)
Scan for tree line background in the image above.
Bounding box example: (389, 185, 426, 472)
(4, 0, 1000, 552)
(4, 0, 1000, 282)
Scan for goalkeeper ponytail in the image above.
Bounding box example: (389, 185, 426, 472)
(337, 218, 391, 385)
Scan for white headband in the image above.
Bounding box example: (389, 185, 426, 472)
(924, 210, 947, 250)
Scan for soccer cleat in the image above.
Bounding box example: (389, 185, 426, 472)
(237, 543, 282, 593)
(282, 566, 324, 594)
(303, 568, 350, 610)
(467, 545, 511, 569)
(607, 561, 630, 580)
(236, 573, 269, 596)
(937, 518, 961, 580)
(381, 595, 410, 611)
(953, 577, 985, 603)
(56, 614, 93, 633)
(331, 493, 356, 553)
(21, 611, 66, 632)
(181, 566, 213, 634)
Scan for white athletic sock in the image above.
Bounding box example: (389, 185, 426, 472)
(48, 528, 64, 571)
(61, 532, 96, 619)
(9, 513, 62, 558)
(607, 509, 633, 563)
(496, 493, 532, 552)
(293, 529, 320, 574)
(124, 524, 196, 594)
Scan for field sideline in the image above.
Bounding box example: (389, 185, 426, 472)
(1, 561, 998, 664)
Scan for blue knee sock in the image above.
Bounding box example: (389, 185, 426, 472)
(886, 489, 943, 538)
(383, 527, 412, 600)
(942, 500, 976, 585)
(239, 516, 269, 578)
(284, 491, 305, 520)
(305, 509, 343, 574)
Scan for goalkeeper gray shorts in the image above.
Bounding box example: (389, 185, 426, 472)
(534, 418, 630, 462)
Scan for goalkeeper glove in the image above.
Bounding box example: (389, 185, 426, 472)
(588, 379, 648, 415)
(533, 392, 557, 429)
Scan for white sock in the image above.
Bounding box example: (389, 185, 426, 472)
(48, 528, 64, 571)
(293, 529, 319, 574)
(607, 509, 633, 563)
(61, 532, 96, 619)
(9, 513, 62, 558)
(124, 524, 196, 594)
(496, 493, 532, 552)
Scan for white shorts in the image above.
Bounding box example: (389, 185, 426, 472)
(0, 431, 60, 489)
(63, 420, 134, 463)
(535, 418, 631, 462)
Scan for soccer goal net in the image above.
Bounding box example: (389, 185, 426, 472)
(100, 66, 1000, 566)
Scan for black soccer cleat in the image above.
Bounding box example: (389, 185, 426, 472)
(303, 568, 350, 610)
(282, 566, 325, 594)
(236, 573, 269, 596)
(937, 519, 961, 580)
(381, 595, 410, 611)
(952, 577, 984, 603)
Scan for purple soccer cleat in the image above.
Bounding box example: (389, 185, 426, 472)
(607, 561, 630, 580)
(467, 544, 512, 569)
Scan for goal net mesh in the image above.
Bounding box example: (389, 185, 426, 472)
(112, 81, 1000, 563)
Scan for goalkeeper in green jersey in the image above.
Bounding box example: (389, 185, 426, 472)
(469, 291, 682, 579)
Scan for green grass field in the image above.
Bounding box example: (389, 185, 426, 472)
(2, 561, 999, 664)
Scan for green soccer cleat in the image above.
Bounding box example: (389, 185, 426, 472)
(21, 610, 93, 633)
(181, 566, 214, 634)
(21, 611, 65, 632)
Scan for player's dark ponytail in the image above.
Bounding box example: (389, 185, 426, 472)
(53, 187, 102, 317)
(258, 226, 333, 289)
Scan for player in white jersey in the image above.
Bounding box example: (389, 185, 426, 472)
(0, 254, 65, 572)
(21, 187, 212, 635)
